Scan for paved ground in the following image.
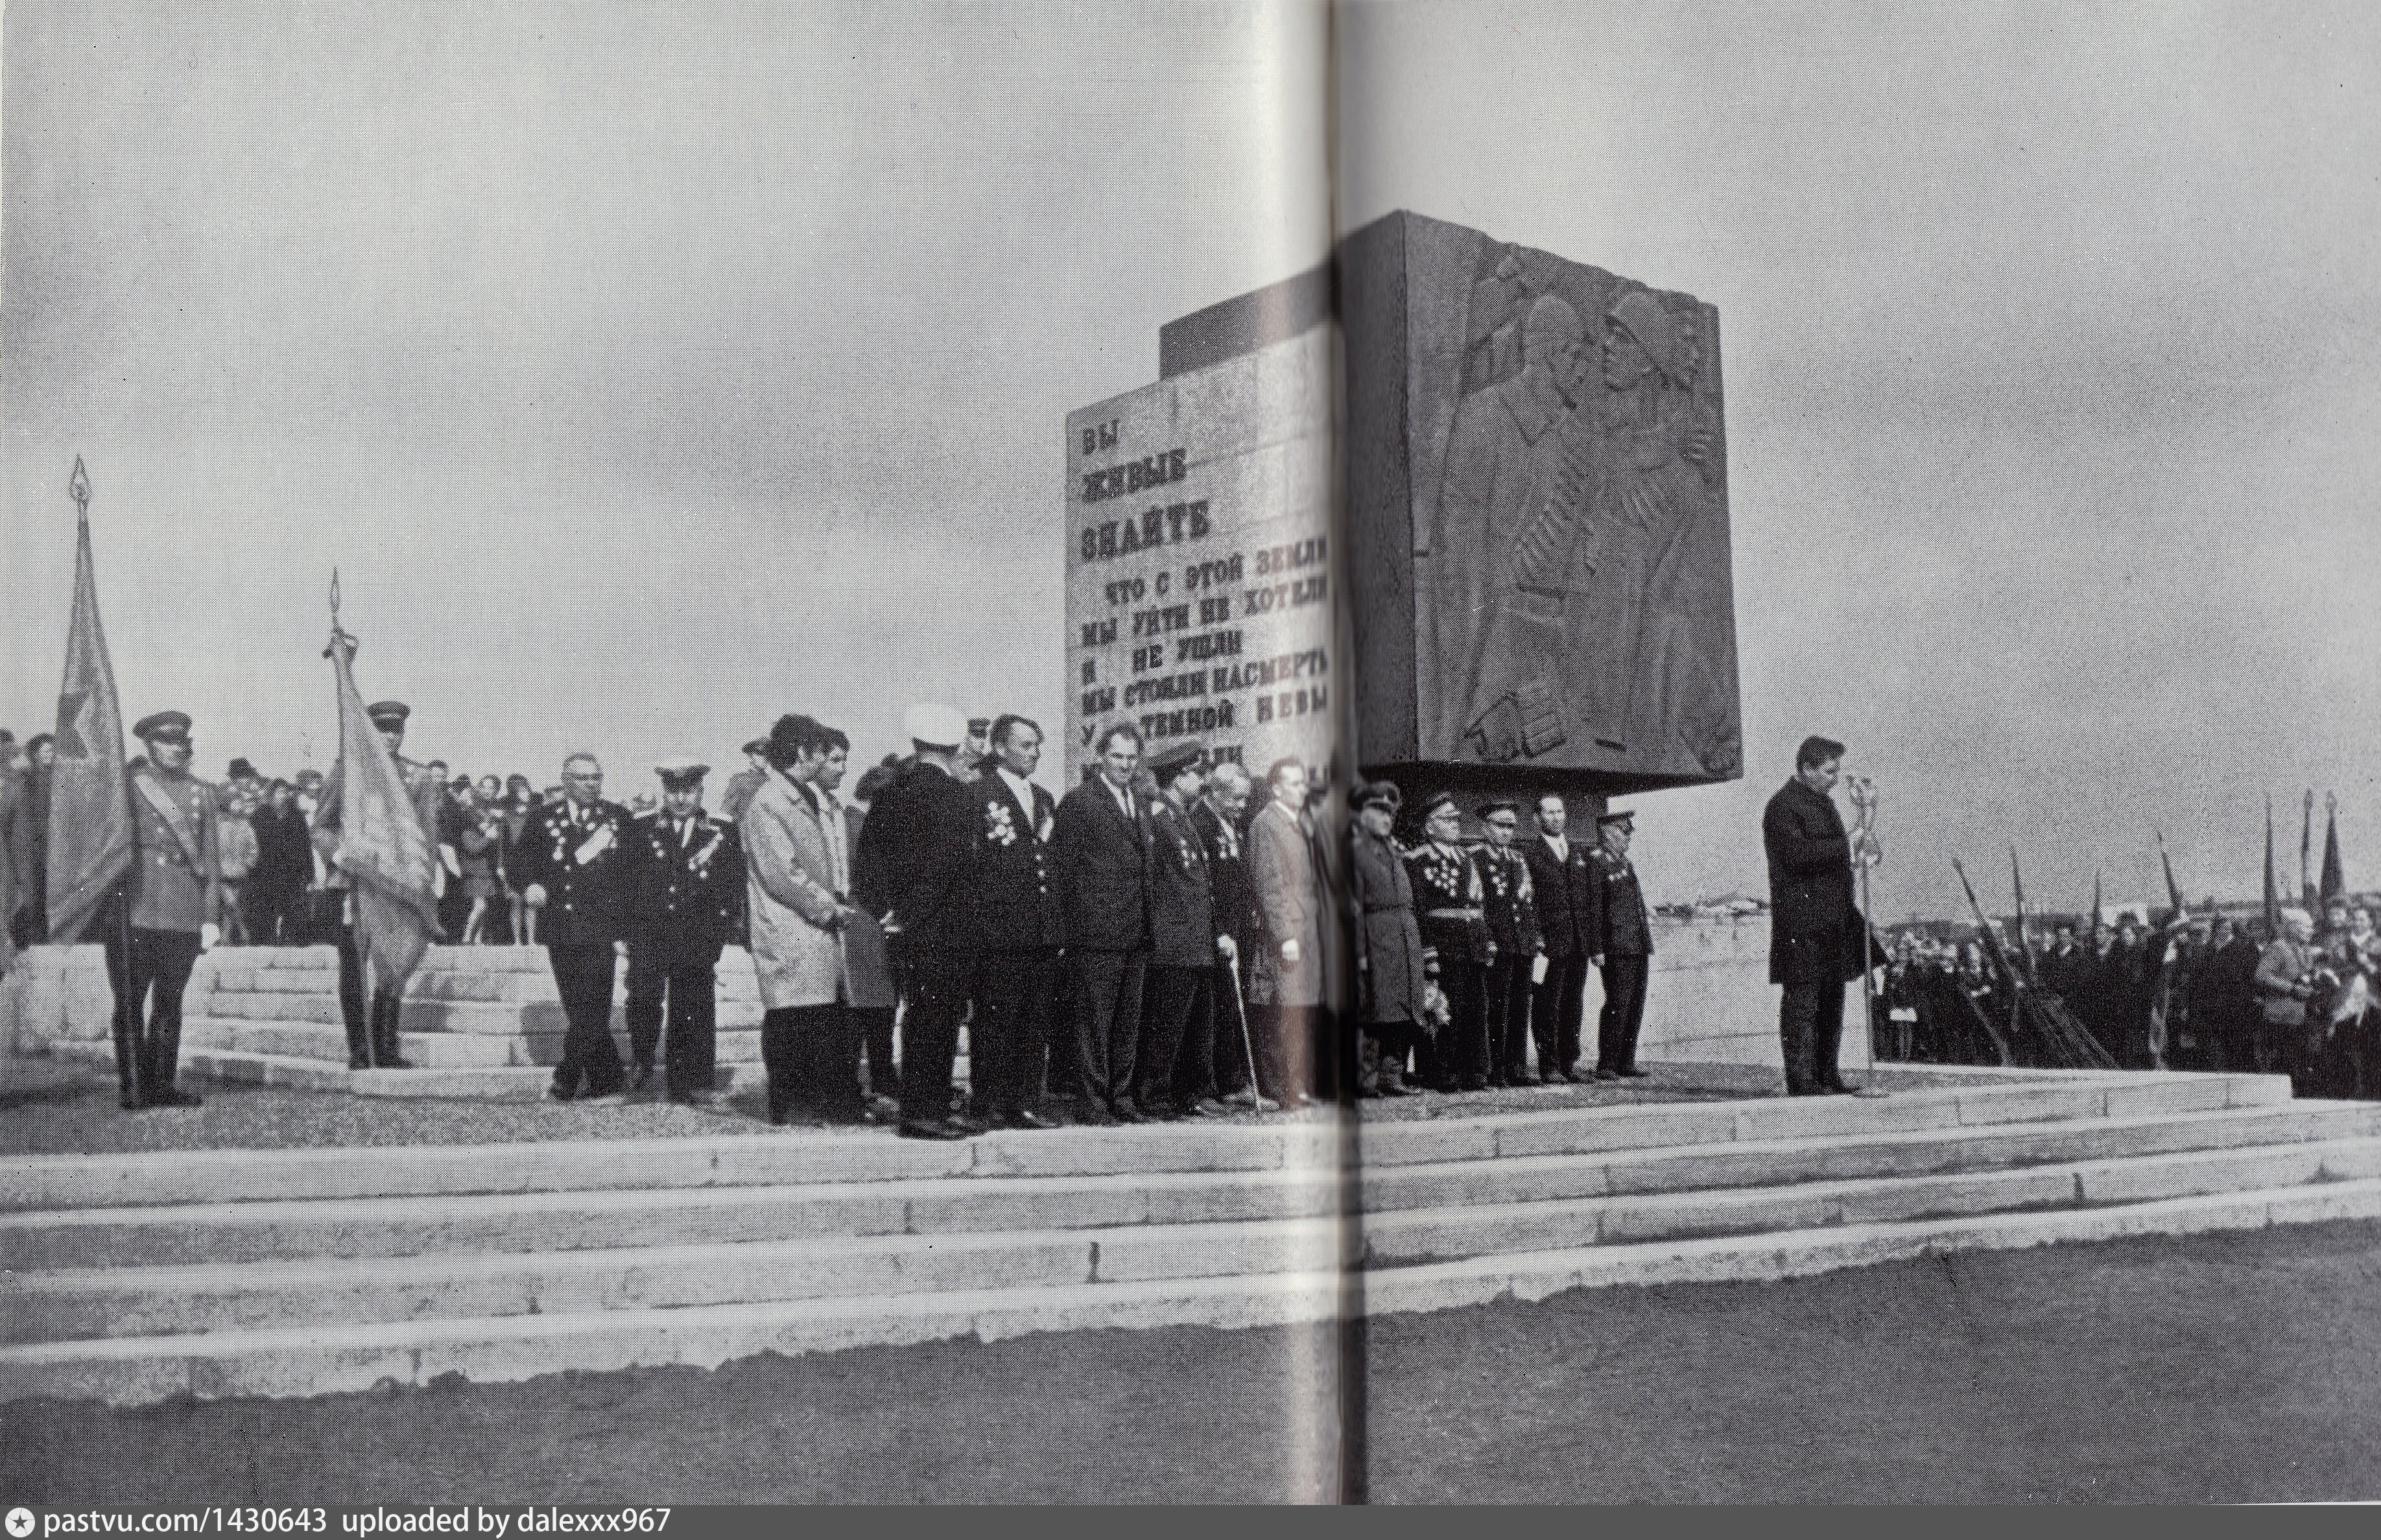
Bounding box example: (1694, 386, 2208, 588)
(8, 1219, 2378, 1503)
(0, 1052, 1834, 1154)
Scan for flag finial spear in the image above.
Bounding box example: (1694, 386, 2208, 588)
(68, 456, 89, 520)
(323, 567, 357, 660)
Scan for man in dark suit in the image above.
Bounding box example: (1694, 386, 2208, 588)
(1589, 809, 1653, 1080)
(1762, 735, 1877, 1095)
(622, 761, 744, 1105)
(514, 753, 637, 1102)
(852, 703, 982, 1140)
(966, 713, 1065, 1130)
(1194, 761, 1275, 1109)
(1052, 722, 1154, 1124)
(1138, 742, 1237, 1118)
(1522, 793, 1600, 1083)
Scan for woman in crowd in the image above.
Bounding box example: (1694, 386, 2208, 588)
(456, 779, 506, 945)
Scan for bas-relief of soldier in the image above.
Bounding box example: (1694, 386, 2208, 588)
(1424, 248, 1739, 781)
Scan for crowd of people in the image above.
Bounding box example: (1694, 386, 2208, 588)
(1876, 901, 2381, 1099)
(0, 704, 1671, 1131)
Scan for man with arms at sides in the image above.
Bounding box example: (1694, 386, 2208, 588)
(1350, 780, 1425, 1097)
(1588, 809, 1653, 1080)
(1523, 792, 1600, 1083)
(1052, 723, 1156, 1124)
(1406, 790, 1494, 1092)
(112, 713, 222, 1109)
(853, 704, 982, 1139)
(1762, 735, 1880, 1096)
(622, 761, 744, 1106)
(515, 753, 637, 1102)
(1475, 798, 1545, 1087)
(966, 713, 1065, 1130)
(1194, 760, 1277, 1111)
(1246, 757, 1327, 1108)
(1138, 743, 1237, 1119)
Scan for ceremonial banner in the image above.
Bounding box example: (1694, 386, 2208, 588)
(2321, 798, 2345, 912)
(44, 501, 133, 943)
(326, 633, 440, 986)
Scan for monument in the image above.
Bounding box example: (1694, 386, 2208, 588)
(1063, 268, 1344, 787)
(1067, 211, 1740, 811)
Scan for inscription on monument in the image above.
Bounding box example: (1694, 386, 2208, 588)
(1064, 324, 1338, 785)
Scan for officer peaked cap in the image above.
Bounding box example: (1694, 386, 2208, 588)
(1358, 781, 1402, 813)
(133, 711, 192, 744)
(1597, 807, 1636, 827)
(1146, 743, 1207, 782)
(366, 701, 411, 730)
(655, 760, 711, 788)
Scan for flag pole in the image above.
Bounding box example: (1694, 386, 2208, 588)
(76, 458, 140, 1105)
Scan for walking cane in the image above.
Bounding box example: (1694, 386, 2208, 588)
(1227, 952, 1266, 1109)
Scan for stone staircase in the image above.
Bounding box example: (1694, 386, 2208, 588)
(6, 1068, 2380, 1405)
(45, 945, 929, 1099)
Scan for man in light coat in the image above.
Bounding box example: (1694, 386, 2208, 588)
(1247, 757, 1327, 1107)
(741, 714, 864, 1126)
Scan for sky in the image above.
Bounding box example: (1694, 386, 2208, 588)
(6, 1, 2376, 919)
(1342, 0, 2381, 918)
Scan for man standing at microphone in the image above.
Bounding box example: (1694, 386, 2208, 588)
(1763, 735, 1878, 1096)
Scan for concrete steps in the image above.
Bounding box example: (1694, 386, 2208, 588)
(112, 945, 892, 1099)
(6, 1071, 2373, 1406)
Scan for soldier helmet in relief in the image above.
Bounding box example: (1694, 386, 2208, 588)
(1358, 781, 1402, 814)
(1145, 742, 1207, 784)
(1418, 789, 1462, 823)
(132, 711, 193, 745)
(901, 702, 969, 752)
(366, 700, 411, 731)
(654, 759, 710, 790)
(1596, 807, 1636, 829)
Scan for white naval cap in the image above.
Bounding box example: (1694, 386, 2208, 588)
(902, 702, 970, 751)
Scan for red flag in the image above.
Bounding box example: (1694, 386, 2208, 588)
(324, 630, 440, 987)
(44, 470, 134, 944)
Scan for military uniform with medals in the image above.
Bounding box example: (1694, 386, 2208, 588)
(112, 712, 223, 1108)
(1405, 794, 1495, 1091)
(513, 776, 637, 1099)
(965, 754, 1064, 1128)
(623, 763, 746, 1102)
(1476, 800, 1545, 1086)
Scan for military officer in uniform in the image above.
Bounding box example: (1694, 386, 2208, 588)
(1138, 742, 1237, 1119)
(965, 713, 1065, 1130)
(1590, 807, 1654, 1079)
(1476, 798, 1545, 1086)
(514, 753, 637, 1101)
(1523, 794, 1600, 1082)
(1406, 790, 1494, 1091)
(623, 761, 745, 1104)
(112, 712, 222, 1108)
(309, 698, 443, 1069)
(1351, 781, 1425, 1096)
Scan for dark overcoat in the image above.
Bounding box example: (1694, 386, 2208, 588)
(1144, 797, 1219, 970)
(624, 809, 744, 959)
(1762, 777, 1864, 986)
(1351, 827, 1427, 1025)
(850, 760, 978, 960)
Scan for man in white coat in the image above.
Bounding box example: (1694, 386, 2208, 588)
(741, 713, 864, 1125)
